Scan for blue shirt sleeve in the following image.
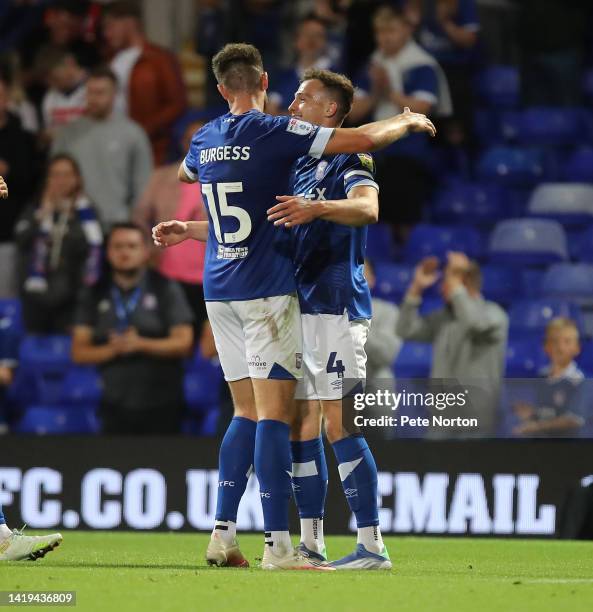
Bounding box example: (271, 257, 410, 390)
(266, 115, 334, 160)
(341, 153, 380, 194)
(182, 129, 203, 181)
(404, 65, 438, 104)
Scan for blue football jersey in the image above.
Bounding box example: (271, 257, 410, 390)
(291, 152, 378, 320)
(183, 110, 333, 301)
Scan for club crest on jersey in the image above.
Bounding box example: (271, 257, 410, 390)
(287, 118, 313, 136)
(357, 153, 374, 173)
(315, 160, 328, 180)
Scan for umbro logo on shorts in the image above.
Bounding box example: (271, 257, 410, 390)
(344, 488, 358, 498)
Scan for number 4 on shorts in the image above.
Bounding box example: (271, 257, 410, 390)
(326, 352, 345, 378)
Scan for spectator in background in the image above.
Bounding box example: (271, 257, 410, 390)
(40, 50, 88, 138)
(349, 5, 451, 238)
(268, 16, 337, 114)
(134, 118, 209, 338)
(513, 318, 589, 438)
(363, 259, 401, 394)
(20, 0, 100, 107)
(14, 154, 103, 335)
(0, 58, 39, 133)
(396, 252, 508, 437)
(102, 1, 187, 165)
(52, 67, 153, 227)
(514, 0, 590, 107)
(72, 222, 194, 435)
(408, 0, 479, 146)
(0, 75, 36, 297)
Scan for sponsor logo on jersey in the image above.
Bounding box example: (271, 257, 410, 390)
(218, 480, 235, 487)
(248, 355, 267, 369)
(287, 118, 314, 136)
(357, 153, 374, 173)
(217, 245, 249, 260)
(315, 160, 328, 180)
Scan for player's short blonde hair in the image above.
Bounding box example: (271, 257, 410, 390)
(544, 317, 580, 342)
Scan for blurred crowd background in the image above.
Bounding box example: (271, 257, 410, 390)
(1, 0, 593, 439)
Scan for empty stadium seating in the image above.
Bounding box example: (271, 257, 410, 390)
(403, 224, 483, 263)
(527, 183, 593, 226)
(489, 219, 568, 265)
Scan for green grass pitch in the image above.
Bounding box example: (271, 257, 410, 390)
(1, 532, 592, 612)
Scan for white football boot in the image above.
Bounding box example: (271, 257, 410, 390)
(0, 528, 63, 561)
(261, 543, 334, 571)
(205, 531, 249, 567)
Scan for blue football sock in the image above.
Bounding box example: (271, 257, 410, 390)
(290, 438, 328, 519)
(332, 435, 379, 528)
(0, 504, 4, 525)
(215, 416, 257, 523)
(255, 419, 292, 532)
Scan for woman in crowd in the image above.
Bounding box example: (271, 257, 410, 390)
(14, 154, 103, 334)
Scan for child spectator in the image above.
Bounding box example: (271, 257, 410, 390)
(513, 318, 588, 438)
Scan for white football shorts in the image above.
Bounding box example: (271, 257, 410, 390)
(206, 293, 303, 382)
(295, 311, 370, 401)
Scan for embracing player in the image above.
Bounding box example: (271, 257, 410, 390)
(152, 44, 434, 570)
(267, 69, 390, 569)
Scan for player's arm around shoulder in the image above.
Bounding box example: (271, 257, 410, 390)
(267, 185, 378, 228)
(323, 107, 436, 155)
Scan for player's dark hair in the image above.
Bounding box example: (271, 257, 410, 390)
(301, 68, 354, 123)
(212, 43, 264, 93)
(88, 65, 118, 86)
(106, 221, 147, 246)
(102, 0, 142, 21)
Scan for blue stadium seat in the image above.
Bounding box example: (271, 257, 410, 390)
(540, 263, 593, 306)
(481, 265, 521, 305)
(366, 223, 398, 263)
(509, 298, 584, 339)
(432, 182, 510, 226)
(527, 183, 593, 226)
(562, 147, 593, 182)
(15, 405, 100, 435)
(393, 342, 432, 378)
(577, 340, 593, 376)
(19, 335, 72, 369)
(489, 219, 568, 265)
(403, 224, 482, 263)
(183, 407, 219, 436)
(505, 338, 546, 377)
(571, 226, 593, 262)
(515, 108, 584, 147)
(185, 351, 223, 411)
(0, 299, 22, 328)
(59, 367, 103, 405)
(477, 146, 549, 187)
(475, 65, 520, 108)
(373, 263, 413, 302)
(519, 268, 544, 298)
